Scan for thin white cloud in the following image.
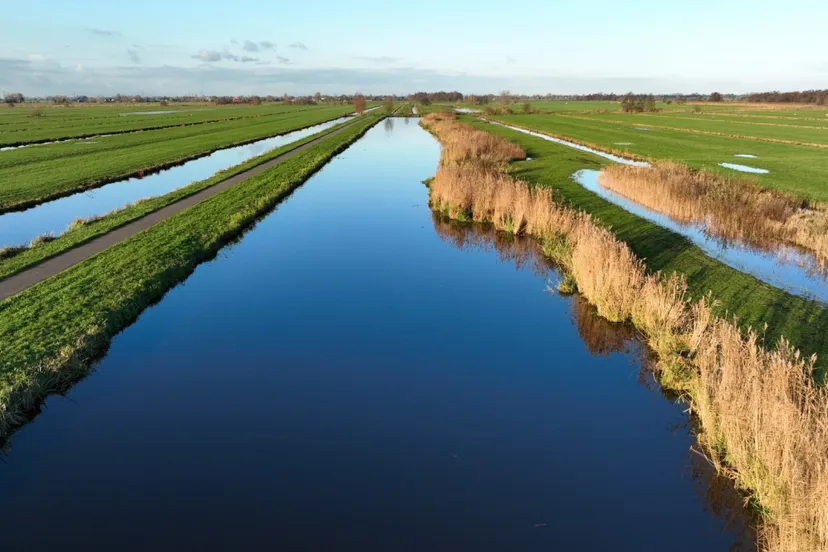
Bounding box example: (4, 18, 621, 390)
(26, 53, 45, 62)
(88, 28, 120, 37)
(243, 40, 259, 52)
(288, 42, 308, 50)
(191, 49, 258, 63)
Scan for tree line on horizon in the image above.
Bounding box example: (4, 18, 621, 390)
(5, 88, 828, 107)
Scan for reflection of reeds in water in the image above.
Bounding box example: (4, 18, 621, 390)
(598, 163, 828, 272)
(422, 112, 828, 552)
(431, 212, 550, 277)
(432, 213, 756, 546)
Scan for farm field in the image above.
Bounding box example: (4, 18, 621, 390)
(0, 105, 355, 212)
(487, 112, 828, 202)
(0, 102, 341, 146)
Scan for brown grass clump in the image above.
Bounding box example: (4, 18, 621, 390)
(598, 163, 828, 270)
(421, 115, 828, 552)
(422, 112, 526, 168)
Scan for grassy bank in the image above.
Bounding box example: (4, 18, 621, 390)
(464, 117, 828, 364)
(488, 114, 828, 202)
(0, 114, 381, 441)
(0, 106, 354, 213)
(0, 116, 364, 281)
(422, 113, 828, 552)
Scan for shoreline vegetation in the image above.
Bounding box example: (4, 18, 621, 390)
(0, 114, 382, 443)
(0, 115, 364, 281)
(421, 112, 828, 552)
(597, 162, 828, 270)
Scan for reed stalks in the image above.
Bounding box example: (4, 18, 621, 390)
(598, 162, 828, 270)
(421, 113, 828, 552)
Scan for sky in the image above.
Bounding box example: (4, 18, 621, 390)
(2, 0, 827, 97)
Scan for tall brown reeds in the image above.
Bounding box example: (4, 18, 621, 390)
(598, 163, 828, 270)
(421, 115, 828, 552)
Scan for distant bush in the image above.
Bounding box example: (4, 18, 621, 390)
(522, 102, 532, 114)
(159, 99, 169, 106)
(353, 94, 366, 115)
(621, 92, 658, 113)
(29, 107, 45, 118)
(709, 92, 724, 102)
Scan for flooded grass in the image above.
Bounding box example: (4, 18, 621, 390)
(422, 112, 828, 552)
(719, 162, 771, 174)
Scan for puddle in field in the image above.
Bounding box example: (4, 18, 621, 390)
(734, 154, 758, 159)
(634, 127, 653, 131)
(615, 142, 634, 145)
(1, 136, 109, 151)
(454, 108, 481, 114)
(719, 163, 769, 174)
(0, 116, 355, 247)
(573, 169, 827, 302)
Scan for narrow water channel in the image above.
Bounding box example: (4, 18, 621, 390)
(574, 169, 828, 302)
(493, 121, 827, 303)
(0, 118, 753, 551)
(0, 115, 353, 247)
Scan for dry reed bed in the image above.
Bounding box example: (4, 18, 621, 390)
(421, 112, 828, 552)
(598, 162, 828, 269)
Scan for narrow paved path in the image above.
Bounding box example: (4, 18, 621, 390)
(0, 120, 360, 302)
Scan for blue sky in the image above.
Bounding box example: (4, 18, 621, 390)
(2, 0, 826, 96)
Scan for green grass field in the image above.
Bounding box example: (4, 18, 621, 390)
(463, 117, 828, 367)
(0, 105, 355, 213)
(488, 113, 828, 202)
(0, 113, 381, 438)
(0, 102, 350, 146)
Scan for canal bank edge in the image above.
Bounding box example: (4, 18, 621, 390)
(0, 115, 384, 442)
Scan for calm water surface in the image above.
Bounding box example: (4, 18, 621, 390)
(0, 116, 353, 247)
(0, 119, 752, 551)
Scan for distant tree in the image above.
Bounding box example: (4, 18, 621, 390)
(250, 96, 262, 105)
(499, 89, 511, 106)
(159, 99, 169, 106)
(709, 92, 724, 102)
(643, 94, 657, 112)
(4, 92, 23, 107)
(313, 92, 322, 104)
(522, 102, 532, 114)
(466, 94, 476, 106)
(621, 92, 639, 113)
(353, 94, 366, 115)
(383, 96, 394, 114)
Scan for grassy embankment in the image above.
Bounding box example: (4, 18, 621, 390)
(0, 113, 381, 440)
(0, 106, 355, 213)
(489, 113, 828, 202)
(462, 117, 828, 363)
(0, 116, 365, 279)
(422, 113, 828, 552)
(0, 103, 335, 146)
